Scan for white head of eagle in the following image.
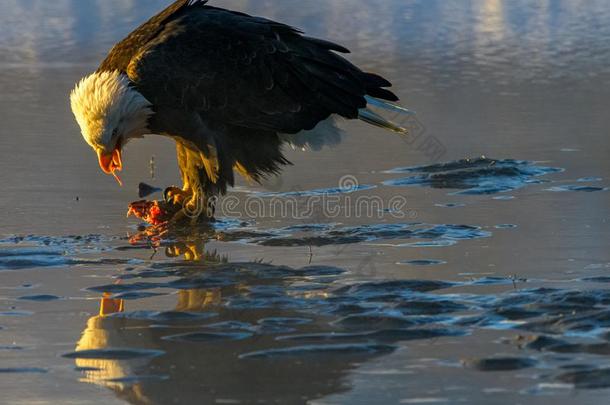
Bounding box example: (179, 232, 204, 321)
(70, 70, 153, 185)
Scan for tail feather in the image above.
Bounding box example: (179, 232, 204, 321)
(364, 95, 414, 115)
(359, 96, 415, 134)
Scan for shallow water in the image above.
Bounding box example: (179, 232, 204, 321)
(1, 1, 610, 404)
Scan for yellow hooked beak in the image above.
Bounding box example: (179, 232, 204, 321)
(97, 148, 123, 186)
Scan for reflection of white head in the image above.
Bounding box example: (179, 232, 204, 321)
(75, 316, 147, 392)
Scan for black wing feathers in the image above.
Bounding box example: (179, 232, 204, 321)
(123, 4, 398, 135)
(99, 0, 209, 71)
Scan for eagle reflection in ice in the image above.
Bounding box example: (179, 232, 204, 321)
(71, 240, 379, 405)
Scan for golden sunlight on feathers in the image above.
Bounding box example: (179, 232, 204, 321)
(70, 71, 153, 151)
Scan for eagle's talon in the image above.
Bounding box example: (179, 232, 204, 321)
(164, 186, 191, 206)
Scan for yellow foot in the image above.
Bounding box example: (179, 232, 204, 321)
(164, 186, 192, 206)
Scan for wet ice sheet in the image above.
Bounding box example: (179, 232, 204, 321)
(218, 222, 492, 247)
(2, 225, 610, 404)
(0, 150, 608, 404)
(383, 158, 563, 195)
(0, 235, 119, 270)
(3, 252, 609, 402)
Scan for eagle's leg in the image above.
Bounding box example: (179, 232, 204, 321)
(146, 141, 218, 225)
(164, 143, 195, 206)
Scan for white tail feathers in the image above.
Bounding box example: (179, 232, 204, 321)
(281, 97, 415, 152)
(280, 116, 344, 151)
(359, 96, 415, 134)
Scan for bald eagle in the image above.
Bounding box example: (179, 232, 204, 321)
(71, 0, 411, 223)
